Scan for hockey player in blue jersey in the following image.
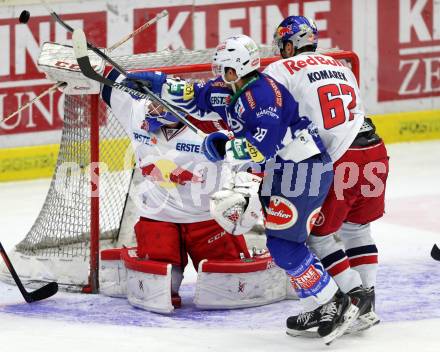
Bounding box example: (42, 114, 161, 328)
(126, 35, 359, 344)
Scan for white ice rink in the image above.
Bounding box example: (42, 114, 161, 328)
(1, 141, 440, 352)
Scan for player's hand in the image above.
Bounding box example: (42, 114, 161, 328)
(125, 71, 167, 96)
(202, 131, 230, 162)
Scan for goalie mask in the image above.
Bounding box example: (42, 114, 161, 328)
(273, 16, 318, 54)
(212, 35, 260, 84)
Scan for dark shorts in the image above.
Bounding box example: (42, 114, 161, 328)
(312, 142, 389, 235)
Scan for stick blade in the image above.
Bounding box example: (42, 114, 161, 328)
(431, 244, 440, 261)
(72, 28, 88, 59)
(27, 282, 58, 303)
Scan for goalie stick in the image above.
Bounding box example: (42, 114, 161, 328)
(0, 241, 58, 303)
(72, 28, 207, 138)
(431, 244, 440, 261)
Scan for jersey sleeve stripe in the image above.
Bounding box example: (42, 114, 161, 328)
(101, 68, 121, 108)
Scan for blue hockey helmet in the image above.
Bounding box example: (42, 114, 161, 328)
(273, 16, 318, 53)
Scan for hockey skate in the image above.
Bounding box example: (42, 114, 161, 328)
(346, 286, 380, 334)
(286, 308, 320, 338)
(317, 290, 359, 345)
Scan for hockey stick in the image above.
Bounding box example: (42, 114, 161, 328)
(41, 2, 202, 136)
(0, 241, 58, 303)
(72, 28, 207, 138)
(0, 83, 65, 125)
(41, 1, 197, 130)
(1, 7, 168, 124)
(431, 244, 440, 261)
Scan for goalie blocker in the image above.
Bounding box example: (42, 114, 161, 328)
(38, 42, 104, 95)
(100, 248, 297, 314)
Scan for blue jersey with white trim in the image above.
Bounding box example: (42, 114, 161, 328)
(173, 73, 326, 163)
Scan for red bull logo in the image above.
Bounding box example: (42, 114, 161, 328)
(140, 159, 204, 188)
(277, 25, 293, 38)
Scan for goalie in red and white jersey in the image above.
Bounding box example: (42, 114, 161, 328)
(37, 41, 294, 313)
(100, 68, 249, 306)
(96, 67, 294, 313)
(264, 16, 389, 334)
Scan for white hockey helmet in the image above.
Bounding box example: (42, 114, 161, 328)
(212, 35, 260, 83)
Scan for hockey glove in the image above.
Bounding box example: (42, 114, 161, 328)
(125, 71, 167, 97)
(210, 172, 263, 235)
(202, 131, 230, 162)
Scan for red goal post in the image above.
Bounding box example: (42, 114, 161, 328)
(0, 47, 359, 293)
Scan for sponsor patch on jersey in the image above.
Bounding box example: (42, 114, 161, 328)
(168, 81, 185, 96)
(235, 98, 246, 118)
(265, 196, 298, 230)
(246, 140, 265, 163)
(245, 90, 256, 109)
(175, 139, 202, 153)
(210, 93, 230, 107)
(290, 265, 321, 290)
(307, 207, 323, 234)
(183, 82, 194, 100)
(256, 106, 279, 119)
(265, 77, 283, 107)
(282, 55, 344, 75)
(133, 132, 153, 145)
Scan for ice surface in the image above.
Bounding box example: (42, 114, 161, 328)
(1, 141, 439, 351)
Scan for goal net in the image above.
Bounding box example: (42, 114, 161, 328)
(0, 46, 359, 292)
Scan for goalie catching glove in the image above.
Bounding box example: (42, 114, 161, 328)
(38, 42, 104, 94)
(210, 171, 263, 235)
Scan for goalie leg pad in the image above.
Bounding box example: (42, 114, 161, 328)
(194, 256, 287, 309)
(100, 248, 128, 298)
(122, 249, 174, 314)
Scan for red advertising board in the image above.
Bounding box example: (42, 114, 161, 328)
(378, 0, 440, 101)
(0, 0, 353, 138)
(133, 0, 352, 52)
(0, 11, 106, 136)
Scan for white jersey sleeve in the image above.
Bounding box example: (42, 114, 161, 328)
(100, 70, 230, 223)
(264, 53, 365, 162)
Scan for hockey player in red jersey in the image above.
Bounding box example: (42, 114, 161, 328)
(265, 16, 389, 335)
